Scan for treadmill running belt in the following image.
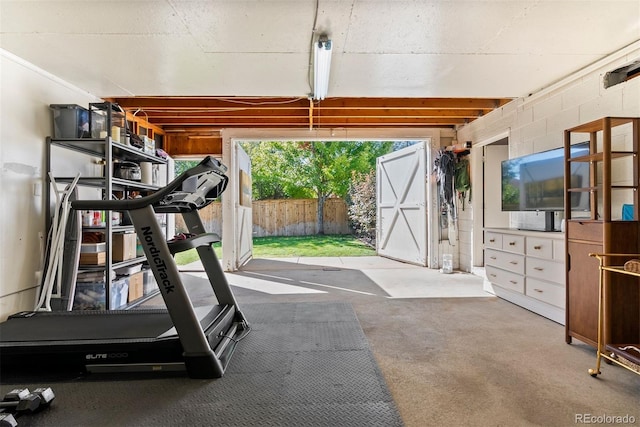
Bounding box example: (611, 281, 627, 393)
(0, 310, 175, 342)
(0, 306, 228, 343)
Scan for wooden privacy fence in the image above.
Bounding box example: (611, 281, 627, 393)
(174, 198, 351, 237)
(252, 198, 350, 236)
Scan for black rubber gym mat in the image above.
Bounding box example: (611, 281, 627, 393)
(1, 302, 403, 427)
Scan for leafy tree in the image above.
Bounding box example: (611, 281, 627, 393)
(242, 140, 393, 234)
(278, 140, 392, 234)
(241, 142, 307, 200)
(347, 169, 377, 244)
(174, 160, 200, 177)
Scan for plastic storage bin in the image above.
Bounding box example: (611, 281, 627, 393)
(110, 278, 129, 309)
(142, 268, 158, 295)
(50, 104, 90, 138)
(73, 282, 106, 310)
(72, 278, 129, 310)
(89, 102, 126, 141)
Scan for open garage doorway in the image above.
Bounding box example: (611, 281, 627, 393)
(220, 129, 452, 272)
(234, 138, 389, 267)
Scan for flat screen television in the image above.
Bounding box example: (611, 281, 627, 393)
(501, 143, 590, 212)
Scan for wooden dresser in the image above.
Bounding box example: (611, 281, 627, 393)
(485, 228, 565, 324)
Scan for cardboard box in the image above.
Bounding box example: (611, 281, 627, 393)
(79, 252, 106, 265)
(113, 232, 137, 262)
(127, 271, 144, 302)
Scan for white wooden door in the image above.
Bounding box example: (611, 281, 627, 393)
(236, 144, 253, 266)
(376, 141, 428, 266)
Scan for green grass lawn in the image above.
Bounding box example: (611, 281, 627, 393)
(174, 234, 375, 265)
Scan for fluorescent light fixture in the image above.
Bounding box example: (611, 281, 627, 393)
(313, 35, 332, 100)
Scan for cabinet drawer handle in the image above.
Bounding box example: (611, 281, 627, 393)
(489, 256, 497, 260)
(508, 241, 516, 246)
(509, 280, 518, 284)
(533, 288, 543, 293)
(509, 261, 518, 265)
(534, 267, 544, 271)
(534, 245, 542, 250)
(489, 273, 497, 278)
(489, 238, 495, 243)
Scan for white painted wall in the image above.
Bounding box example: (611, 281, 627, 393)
(458, 41, 640, 272)
(0, 50, 101, 321)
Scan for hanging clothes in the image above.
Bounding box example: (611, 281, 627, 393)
(455, 156, 471, 209)
(434, 150, 456, 216)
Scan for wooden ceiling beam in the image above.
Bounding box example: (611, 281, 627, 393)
(161, 124, 454, 132)
(315, 97, 510, 109)
(112, 97, 309, 110)
(150, 117, 309, 126)
(105, 96, 510, 131)
(155, 118, 466, 127)
(137, 109, 486, 119)
(111, 96, 510, 110)
(313, 117, 467, 125)
(163, 127, 223, 134)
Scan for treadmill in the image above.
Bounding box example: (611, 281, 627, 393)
(0, 156, 249, 379)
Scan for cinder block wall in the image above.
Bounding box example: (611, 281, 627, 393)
(456, 43, 640, 272)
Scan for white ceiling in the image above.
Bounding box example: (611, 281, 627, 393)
(1, 0, 639, 100)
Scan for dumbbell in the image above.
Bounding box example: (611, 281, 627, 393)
(0, 389, 38, 414)
(32, 388, 55, 407)
(0, 413, 17, 427)
(0, 387, 55, 414)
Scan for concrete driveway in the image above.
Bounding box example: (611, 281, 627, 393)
(182, 256, 492, 301)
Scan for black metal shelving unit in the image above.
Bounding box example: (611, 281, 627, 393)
(46, 135, 168, 310)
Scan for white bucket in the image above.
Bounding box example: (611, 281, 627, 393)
(442, 254, 453, 274)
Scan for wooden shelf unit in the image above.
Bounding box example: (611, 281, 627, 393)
(564, 117, 640, 348)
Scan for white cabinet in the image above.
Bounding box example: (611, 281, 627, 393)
(485, 249, 525, 275)
(485, 265, 525, 293)
(484, 228, 565, 324)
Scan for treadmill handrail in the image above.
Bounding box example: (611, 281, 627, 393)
(72, 156, 227, 212)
